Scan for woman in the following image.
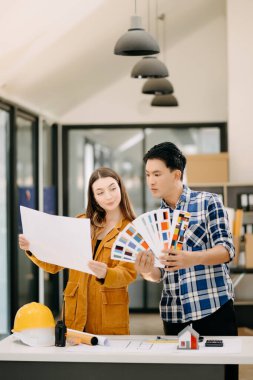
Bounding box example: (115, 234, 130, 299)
(19, 167, 137, 335)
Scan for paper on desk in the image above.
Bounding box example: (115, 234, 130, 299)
(66, 338, 242, 354)
(20, 206, 93, 274)
(66, 339, 135, 352)
(66, 339, 177, 352)
(67, 329, 109, 346)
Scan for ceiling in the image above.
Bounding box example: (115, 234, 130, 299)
(0, 0, 222, 121)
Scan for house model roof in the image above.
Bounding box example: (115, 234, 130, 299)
(178, 325, 200, 338)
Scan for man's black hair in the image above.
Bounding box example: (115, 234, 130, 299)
(143, 142, 186, 180)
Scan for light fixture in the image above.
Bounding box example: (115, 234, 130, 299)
(151, 94, 178, 107)
(131, 57, 168, 78)
(114, 14, 160, 56)
(142, 78, 173, 95)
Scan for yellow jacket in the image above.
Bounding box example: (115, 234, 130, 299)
(26, 215, 136, 335)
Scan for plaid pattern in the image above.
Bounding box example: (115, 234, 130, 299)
(160, 185, 235, 323)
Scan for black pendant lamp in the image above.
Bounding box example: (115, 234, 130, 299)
(114, 15, 160, 56)
(142, 78, 174, 95)
(151, 94, 178, 107)
(131, 56, 168, 78)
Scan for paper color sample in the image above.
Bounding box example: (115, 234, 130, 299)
(111, 223, 163, 267)
(133, 213, 157, 253)
(157, 209, 171, 251)
(170, 211, 191, 250)
(111, 209, 191, 264)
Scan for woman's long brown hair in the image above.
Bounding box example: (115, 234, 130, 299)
(86, 167, 136, 236)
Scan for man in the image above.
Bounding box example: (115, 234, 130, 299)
(135, 142, 237, 380)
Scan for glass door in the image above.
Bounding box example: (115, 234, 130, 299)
(16, 114, 39, 308)
(42, 121, 59, 315)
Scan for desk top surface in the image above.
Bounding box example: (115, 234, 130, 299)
(1, 335, 253, 365)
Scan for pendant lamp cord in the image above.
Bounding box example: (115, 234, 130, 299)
(162, 13, 166, 64)
(156, 0, 158, 42)
(157, 0, 166, 64)
(134, 0, 137, 14)
(147, 0, 150, 32)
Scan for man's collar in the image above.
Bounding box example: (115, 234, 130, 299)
(161, 184, 191, 208)
(180, 184, 191, 203)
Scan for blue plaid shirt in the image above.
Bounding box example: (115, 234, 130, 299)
(160, 185, 235, 323)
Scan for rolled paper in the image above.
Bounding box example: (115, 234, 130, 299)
(67, 329, 98, 346)
(67, 337, 82, 346)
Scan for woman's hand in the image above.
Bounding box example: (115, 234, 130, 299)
(19, 234, 30, 251)
(88, 260, 108, 279)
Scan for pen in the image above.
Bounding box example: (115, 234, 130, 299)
(157, 335, 204, 342)
(156, 336, 178, 341)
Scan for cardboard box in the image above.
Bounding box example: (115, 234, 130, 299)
(245, 234, 253, 268)
(186, 153, 229, 184)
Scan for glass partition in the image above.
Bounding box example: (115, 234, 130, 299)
(42, 121, 59, 314)
(16, 115, 38, 308)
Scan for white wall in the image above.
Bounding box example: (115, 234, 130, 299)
(227, 0, 253, 183)
(61, 0, 227, 124)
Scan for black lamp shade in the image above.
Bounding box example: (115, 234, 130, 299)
(131, 57, 168, 78)
(114, 29, 160, 56)
(114, 16, 160, 56)
(142, 78, 174, 95)
(151, 94, 179, 107)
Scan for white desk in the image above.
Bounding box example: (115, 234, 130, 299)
(1, 335, 252, 380)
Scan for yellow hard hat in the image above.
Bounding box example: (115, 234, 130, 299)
(12, 302, 55, 332)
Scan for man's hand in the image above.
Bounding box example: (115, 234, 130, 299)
(88, 260, 108, 279)
(159, 248, 200, 271)
(135, 250, 155, 274)
(19, 234, 30, 251)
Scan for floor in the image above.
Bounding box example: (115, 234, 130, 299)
(129, 313, 253, 380)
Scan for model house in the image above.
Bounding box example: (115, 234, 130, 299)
(178, 325, 199, 350)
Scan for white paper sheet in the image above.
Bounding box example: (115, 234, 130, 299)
(66, 338, 242, 354)
(20, 206, 93, 274)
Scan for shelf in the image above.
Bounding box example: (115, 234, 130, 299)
(234, 300, 253, 305)
(230, 267, 253, 274)
(188, 183, 227, 187)
(188, 182, 253, 187)
(188, 183, 253, 210)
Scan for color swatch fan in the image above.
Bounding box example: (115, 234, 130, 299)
(111, 209, 191, 266)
